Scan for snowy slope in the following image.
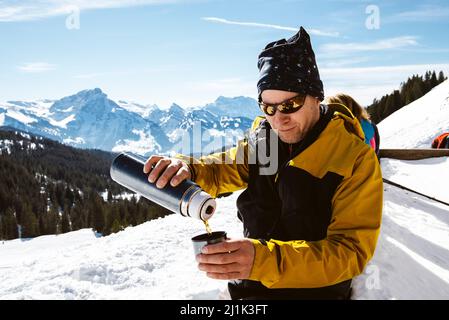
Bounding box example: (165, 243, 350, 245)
(378, 79, 449, 148)
(352, 157, 449, 299)
(0, 193, 243, 299)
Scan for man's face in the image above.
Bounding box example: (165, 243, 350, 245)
(261, 90, 321, 144)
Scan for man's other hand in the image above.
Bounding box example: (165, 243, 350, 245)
(143, 155, 192, 189)
(196, 239, 256, 280)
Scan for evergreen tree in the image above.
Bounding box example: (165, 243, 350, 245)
(430, 71, 438, 88)
(107, 190, 113, 203)
(383, 95, 396, 118)
(21, 204, 39, 238)
(47, 204, 59, 234)
(424, 71, 432, 92)
(1, 208, 19, 240)
(111, 219, 122, 234)
(411, 81, 424, 101)
(105, 205, 121, 235)
(70, 201, 87, 231)
(90, 192, 105, 234)
(404, 90, 415, 105)
(392, 90, 402, 113)
(61, 206, 71, 233)
(55, 183, 65, 209)
(39, 214, 49, 235)
(65, 187, 75, 207)
(119, 202, 129, 227)
(438, 71, 446, 83)
(127, 196, 139, 226)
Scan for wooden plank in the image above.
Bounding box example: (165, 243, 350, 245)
(379, 149, 449, 160)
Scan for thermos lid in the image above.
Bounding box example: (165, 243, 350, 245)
(189, 190, 216, 221)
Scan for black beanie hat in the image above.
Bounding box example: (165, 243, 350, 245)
(257, 27, 324, 101)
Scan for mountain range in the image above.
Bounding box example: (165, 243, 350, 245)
(0, 89, 261, 155)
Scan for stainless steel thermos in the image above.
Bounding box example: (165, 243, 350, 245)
(110, 152, 216, 221)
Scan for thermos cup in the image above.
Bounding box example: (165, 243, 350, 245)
(191, 231, 227, 256)
(110, 152, 216, 221)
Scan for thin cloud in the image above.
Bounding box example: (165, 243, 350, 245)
(201, 17, 339, 37)
(321, 64, 449, 77)
(0, 0, 181, 22)
(18, 62, 56, 73)
(321, 36, 419, 53)
(73, 66, 178, 79)
(389, 5, 449, 22)
(318, 57, 371, 68)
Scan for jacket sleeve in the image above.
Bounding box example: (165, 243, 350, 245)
(248, 148, 383, 288)
(174, 138, 249, 198)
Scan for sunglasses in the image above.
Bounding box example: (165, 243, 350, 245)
(258, 95, 306, 116)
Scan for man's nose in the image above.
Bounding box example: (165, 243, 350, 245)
(273, 111, 290, 127)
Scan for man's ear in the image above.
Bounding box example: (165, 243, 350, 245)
(308, 95, 320, 106)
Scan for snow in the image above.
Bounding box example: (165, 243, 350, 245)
(18, 132, 31, 139)
(116, 101, 153, 118)
(0, 139, 14, 154)
(6, 109, 37, 125)
(29, 142, 44, 150)
(63, 137, 85, 145)
(48, 114, 76, 128)
(1, 81, 449, 299)
(378, 80, 449, 148)
(167, 128, 186, 143)
(352, 158, 449, 299)
(112, 129, 162, 155)
(0, 193, 242, 299)
(382, 157, 449, 204)
(100, 191, 138, 202)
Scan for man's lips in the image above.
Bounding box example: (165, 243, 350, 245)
(278, 127, 295, 133)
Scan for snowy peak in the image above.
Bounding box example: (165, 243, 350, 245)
(168, 103, 185, 115)
(49, 88, 116, 118)
(204, 95, 262, 120)
(117, 100, 154, 118)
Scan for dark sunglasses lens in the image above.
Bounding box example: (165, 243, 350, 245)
(266, 105, 276, 115)
(281, 101, 300, 114)
(260, 95, 305, 116)
(259, 104, 273, 116)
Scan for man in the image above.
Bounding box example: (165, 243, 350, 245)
(144, 27, 383, 299)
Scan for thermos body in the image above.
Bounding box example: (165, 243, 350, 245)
(110, 152, 216, 221)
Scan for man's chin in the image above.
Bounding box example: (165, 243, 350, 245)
(279, 134, 301, 144)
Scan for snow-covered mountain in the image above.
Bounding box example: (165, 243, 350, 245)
(378, 79, 449, 148)
(0, 89, 262, 155)
(203, 96, 261, 120)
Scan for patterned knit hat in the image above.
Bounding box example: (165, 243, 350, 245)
(257, 27, 324, 101)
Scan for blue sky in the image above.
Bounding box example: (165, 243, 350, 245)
(1, 0, 449, 108)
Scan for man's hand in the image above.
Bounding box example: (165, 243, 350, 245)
(143, 155, 191, 189)
(196, 239, 255, 280)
